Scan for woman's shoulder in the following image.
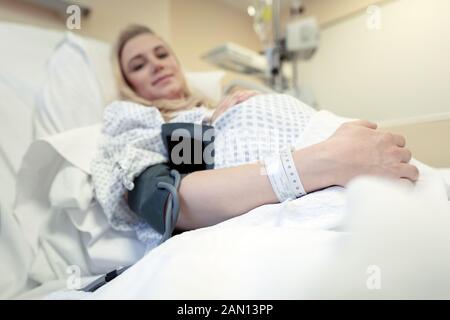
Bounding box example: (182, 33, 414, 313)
(102, 100, 164, 135)
(104, 100, 162, 116)
(173, 105, 214, 123)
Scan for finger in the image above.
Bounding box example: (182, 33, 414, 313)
(236, 92, 258, 103)
(235, 90, 260, 99)
(213, 96, 233, 121)
(393, 134, 406, 147)
(220, 95, 241, 115)
(245, 91, 261, 98)
(350, 120, 378, 130)
(241, 90, 260, 97)
(215, 98, 226, 111)
(399, 163, 420, 182)
(217, 95, 233, 111)
(232, 91, 244, 100)
(398, 147, 412, 163)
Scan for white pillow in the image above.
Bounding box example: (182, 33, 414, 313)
(33, 33, 105, 139)
(185, 70, 225, 102)
(33, 32, 224, 138)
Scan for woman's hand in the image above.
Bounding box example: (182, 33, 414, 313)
(210, 90, 261, 123)
(293, 120, 419, 191)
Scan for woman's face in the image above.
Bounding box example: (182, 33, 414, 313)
(120, 33, 185, 101)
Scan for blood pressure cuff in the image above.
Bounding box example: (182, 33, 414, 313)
(128, 123, 215, 242)
(127, 164, 181, 242)
(82, 164, 182, 293)
(161, 122, 215, 174)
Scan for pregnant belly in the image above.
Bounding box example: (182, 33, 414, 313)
(212, 94, 315, 169)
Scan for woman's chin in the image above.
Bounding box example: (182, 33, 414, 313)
(160, 86, 184, 100)
(144, 83, 184, 101)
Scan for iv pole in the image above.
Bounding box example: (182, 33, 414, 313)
(267, 0, 316, 100)
(269, 0, 284, 92)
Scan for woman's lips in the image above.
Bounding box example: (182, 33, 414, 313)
(152, 75, 173, 86)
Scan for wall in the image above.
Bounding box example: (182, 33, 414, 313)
(298, 0, 450, 122)
(169, 0, 263, 87)
(170, 0, 260, 70)
(0, 0, 64, 30)
(75, 0, 171, 42)
(301, 0, 389, 27)
(381, 115, 450, 167)
(294, 0, 450, 167)
(0, 0, 171, 41)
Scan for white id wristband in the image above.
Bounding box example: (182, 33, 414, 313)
(280, 148, 307, 198)
(264, 153, 295, 202)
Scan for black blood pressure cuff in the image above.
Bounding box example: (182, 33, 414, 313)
(83, 164, 181, 293)
(128, 164, 181, 242)
(161, 122, 215, 174)
(127, 123, 215, 242)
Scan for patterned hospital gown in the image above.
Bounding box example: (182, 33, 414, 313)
(91, 94, 316, 248)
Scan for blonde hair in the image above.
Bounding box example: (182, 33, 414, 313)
(113, 24, 214, 120)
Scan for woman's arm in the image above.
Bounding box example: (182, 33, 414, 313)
(176, 141, 333, 230)
(176, 120, 418, 231)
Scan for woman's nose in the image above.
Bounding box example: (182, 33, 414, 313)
(149, 57, 164, 74)
(152, 63, 164, 75)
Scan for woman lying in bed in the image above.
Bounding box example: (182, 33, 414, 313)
(91, 25, 418, 249)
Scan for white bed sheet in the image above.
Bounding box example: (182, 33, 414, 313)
(438, 168, 450, 198)
(0, 22, 114, 299)
(0, 23, 65, 299)
(39, 159, 449, 299)
(0, 23, 64, 180)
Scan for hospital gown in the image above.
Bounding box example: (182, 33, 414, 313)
(91, 94, 316, 249)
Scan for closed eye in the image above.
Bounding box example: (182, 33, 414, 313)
(155, 46, 169, 59)
(129, 58, 146, 72)
(128, 55, 146, 73)
(157, 52, 169, 59)
(132, 62, 145, 71)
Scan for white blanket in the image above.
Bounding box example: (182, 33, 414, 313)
(84, 161, 450, 299)
(80, 169, 450, 300)
(13, 125, 146, 299)
(12, 110, 450, 299)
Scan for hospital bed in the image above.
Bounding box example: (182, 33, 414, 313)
(1, 22, 450, 300)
